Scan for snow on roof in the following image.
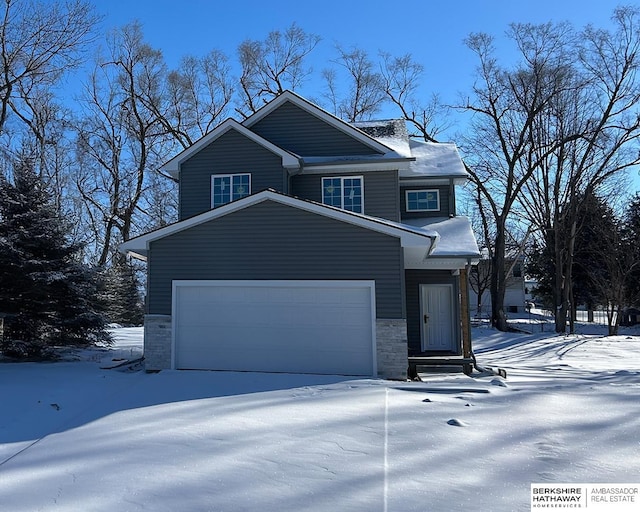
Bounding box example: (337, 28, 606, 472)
(403, 216, 480, 258)
(352, 119, 468, 180)
(404, 140, 468, 179)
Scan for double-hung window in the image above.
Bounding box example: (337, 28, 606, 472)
(211, 173, 251, 208)
(322, 176, 363, 213)
(405, 189, 440, 212)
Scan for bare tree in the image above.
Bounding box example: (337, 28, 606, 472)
(153, 50, 235, 152)
(237, 23, 320, 117)
(322, 46, 386, 122)
(0, 0, 98, 227)
(469, 259, 492, 316)
(461, 23, 580, 331)
(0, 0, 99, 135)
(74, 23, 173, 265)
(517, 6, 640, 332)
(6, 88, 77, 211)
(379, 52, 449, 142)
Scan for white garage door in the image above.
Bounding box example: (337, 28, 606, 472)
(172, 280, 376, 376)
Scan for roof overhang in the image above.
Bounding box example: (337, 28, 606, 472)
(403, 140, 469, 180)
(160, 119, 301, 178)
(300, 156, 414, 173)
(402, 216, 481, 269)
(120, 190, 439, 261)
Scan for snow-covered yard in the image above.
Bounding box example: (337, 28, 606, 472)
(1, 317, 639, 511)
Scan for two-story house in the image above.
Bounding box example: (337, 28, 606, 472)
(120, 91, 480, 379)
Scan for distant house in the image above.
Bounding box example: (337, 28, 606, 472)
(120, 91, 480, 379)
(470, 254, 527, 316)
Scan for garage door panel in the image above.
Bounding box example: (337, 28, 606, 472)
(173, 281, 375, 375)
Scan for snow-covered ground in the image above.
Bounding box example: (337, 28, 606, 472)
(0, 315, 639, 511)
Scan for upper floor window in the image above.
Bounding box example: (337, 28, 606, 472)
(405, 189, 440, 212)
(211, 173, 251, 208)
(322, 176, 363, 213)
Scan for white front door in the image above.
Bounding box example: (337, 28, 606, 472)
(420, 284, 456, 352)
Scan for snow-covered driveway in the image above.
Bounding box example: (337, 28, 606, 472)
(1, 326, 639, 511)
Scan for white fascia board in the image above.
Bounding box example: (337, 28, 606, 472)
(160, 119, 300, 177)
(125, 250, 148, 262)
(119, 190, 438, 258)
(242, 90, 393, 155)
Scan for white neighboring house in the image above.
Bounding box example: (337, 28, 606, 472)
(470, 254, 526, 318)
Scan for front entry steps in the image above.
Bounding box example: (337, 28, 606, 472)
(408, 356, 474, 379)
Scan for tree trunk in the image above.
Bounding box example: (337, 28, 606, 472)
(490, 222, 509, 331)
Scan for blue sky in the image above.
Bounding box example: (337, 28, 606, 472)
(97, 0, 621, 108)
(93, 0, 638, 193)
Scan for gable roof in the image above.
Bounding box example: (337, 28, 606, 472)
(243, 90, 396, 156)
(120, 189, 439, 261)
(159, 119, 301, 178)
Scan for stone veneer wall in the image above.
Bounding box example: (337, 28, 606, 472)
(143, 314, 172, 371)
(376, 318, 408, 380)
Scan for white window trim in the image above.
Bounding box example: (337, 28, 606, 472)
(211, 173, 251, 208)
(321, 175, 364, 213)
(405, 189, 440, 212)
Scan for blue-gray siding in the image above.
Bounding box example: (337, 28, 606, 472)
(179, 130, 285, 219)
(400, 184, 453, 220)
(148, 201, 405, 318)
(405, 270, 461, 354)
(251, 101, 382, 156)
(291, 170, 400, 221)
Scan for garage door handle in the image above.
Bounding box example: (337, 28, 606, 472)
(424, 314, 428, 324)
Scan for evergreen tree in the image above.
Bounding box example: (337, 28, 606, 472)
(98, 258, 145, 326)
(528, 192, 620, 324)
(0, 159, 110, 359)
(621, 194, 640, 305)
(526, 239, 555, 310)
(572, 193, 616, 312)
